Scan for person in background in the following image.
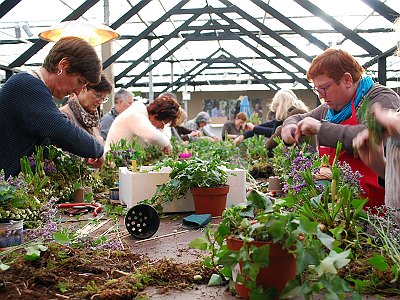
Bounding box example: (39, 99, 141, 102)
(211, 102, 222, 117)
(0, 36, 105, 178)
(100, 88, 134, 140)
(353, 17, 400, 217)
(281, 48, 400, 209)
(253, 103, 263, 120)
(234, 90, 307, 145)
(171, 108, 200, 142)
(105, 95, 180, 155)
(184, 111, 219, 141)
(222, 112, 247, 140)
(60, 74, 112, 145)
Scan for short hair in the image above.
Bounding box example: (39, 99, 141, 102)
(195, 111, 211, 124)
(307, 48, 364, 83)
(87, 73, 112, 93)
(43, 36, 102, 85)
(270, 89, 308, 121)
(159, 92, 177, 101)
(147, 95, 180, 127)
(176, 107, 187, 127)
(114, 88, 133, 105)
(235, 112, 247, 121)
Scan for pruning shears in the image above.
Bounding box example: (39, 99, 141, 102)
(57, 202, 102, 216)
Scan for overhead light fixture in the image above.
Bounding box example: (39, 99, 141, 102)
(39, 20, 119, 46)
(22, 23, 33, 37)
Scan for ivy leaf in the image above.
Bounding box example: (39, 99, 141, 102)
(317, 228, 335, 250)
(188, 237, 207, 250)
(315, 249, 351, 277)
(298, 215, 318, 235)
(24, 246, 41, 261)
(0, 262, 10, 271)
(367, 253, 388, 271)
(208, 273, 224, 286)
(53, 232, 71, 244)
(252, 244, 270, 267)
(218, 251, 238, 268)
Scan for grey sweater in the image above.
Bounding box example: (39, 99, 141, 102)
(283, 83, 400, 152)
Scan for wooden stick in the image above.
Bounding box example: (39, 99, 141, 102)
(134, 230, 189, 244)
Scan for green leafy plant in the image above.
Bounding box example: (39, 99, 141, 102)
(149, 157, 228, 206)
(190, 189, 361, 299)
(357, 96, 384, 146)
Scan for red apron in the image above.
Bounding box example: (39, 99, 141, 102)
(318, 99, 384, 210)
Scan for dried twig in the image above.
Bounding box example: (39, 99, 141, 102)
(134, 230, 189, 244)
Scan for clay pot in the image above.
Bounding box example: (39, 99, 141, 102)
(73, 186, 92, 203)
(226, 237, 296, 299)
(268, 176, 282, 192)
(190, 185, 229, 217)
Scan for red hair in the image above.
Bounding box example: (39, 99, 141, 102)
(307, 48, 364, 83)
(147, 95, 180, 127)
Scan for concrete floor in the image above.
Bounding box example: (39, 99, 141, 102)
(121, 212, 239, 299)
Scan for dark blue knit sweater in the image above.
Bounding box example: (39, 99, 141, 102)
(0, 73, 104, 177)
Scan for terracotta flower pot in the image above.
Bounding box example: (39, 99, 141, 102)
(268, 176, 282, 192)
(190, 185, 229, 217)
(226, 237, 296, 299)
(73, 186, 92, 203)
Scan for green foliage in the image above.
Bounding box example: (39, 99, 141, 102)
(150, 157, 228, 205)
(248, 112, 261, 125)
(356, 96, 384, 146)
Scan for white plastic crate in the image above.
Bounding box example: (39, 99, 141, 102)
(118, 166, 246, 213)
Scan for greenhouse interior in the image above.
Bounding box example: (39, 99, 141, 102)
(1, 0, 400, 299)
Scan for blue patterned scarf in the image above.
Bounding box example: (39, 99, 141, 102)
(325, 76, 374, 124)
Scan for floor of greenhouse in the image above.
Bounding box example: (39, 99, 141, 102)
(119, 212, 238, 299)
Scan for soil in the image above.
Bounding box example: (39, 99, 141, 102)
(0, 213, 237, 300)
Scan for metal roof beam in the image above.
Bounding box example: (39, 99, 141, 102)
(217, 14, 307, 74)
(292, 0, 382, 55)
(9, 0, 100, 68)
(361, 0, 399, 22)
(103, 0, 190, 69)
(161, 49, 221, 92)
(221, 51, 279, 89)
(110, 0, 152, 29)
(250, 0, 328, 51)
(115, 14, 200, 82)
(0, 0, 22, 19)
(220, 0, 313, 62)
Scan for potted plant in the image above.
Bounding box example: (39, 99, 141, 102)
(190, 190, 302, 298)
(150, 157, 229, 216)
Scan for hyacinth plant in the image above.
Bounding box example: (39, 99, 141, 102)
(25, 145, 101, 202)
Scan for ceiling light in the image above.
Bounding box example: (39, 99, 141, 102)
(39, 20, 119, 46)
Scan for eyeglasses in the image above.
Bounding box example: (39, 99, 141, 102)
(87, 87, 109, 104)
(312, 80, 336, 97)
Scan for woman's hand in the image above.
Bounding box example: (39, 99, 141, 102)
(162, 144, 173, 155)
(281, 124, 298, 144)
(189, 130, 200, 137)
(371, 103, 400, 138)
(352, 128, 385, 177)
(296, 117, 322, 138)
(233, 135, 244, 146)
(86, 155, 105, 168)
(245, 123, 254, 131)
